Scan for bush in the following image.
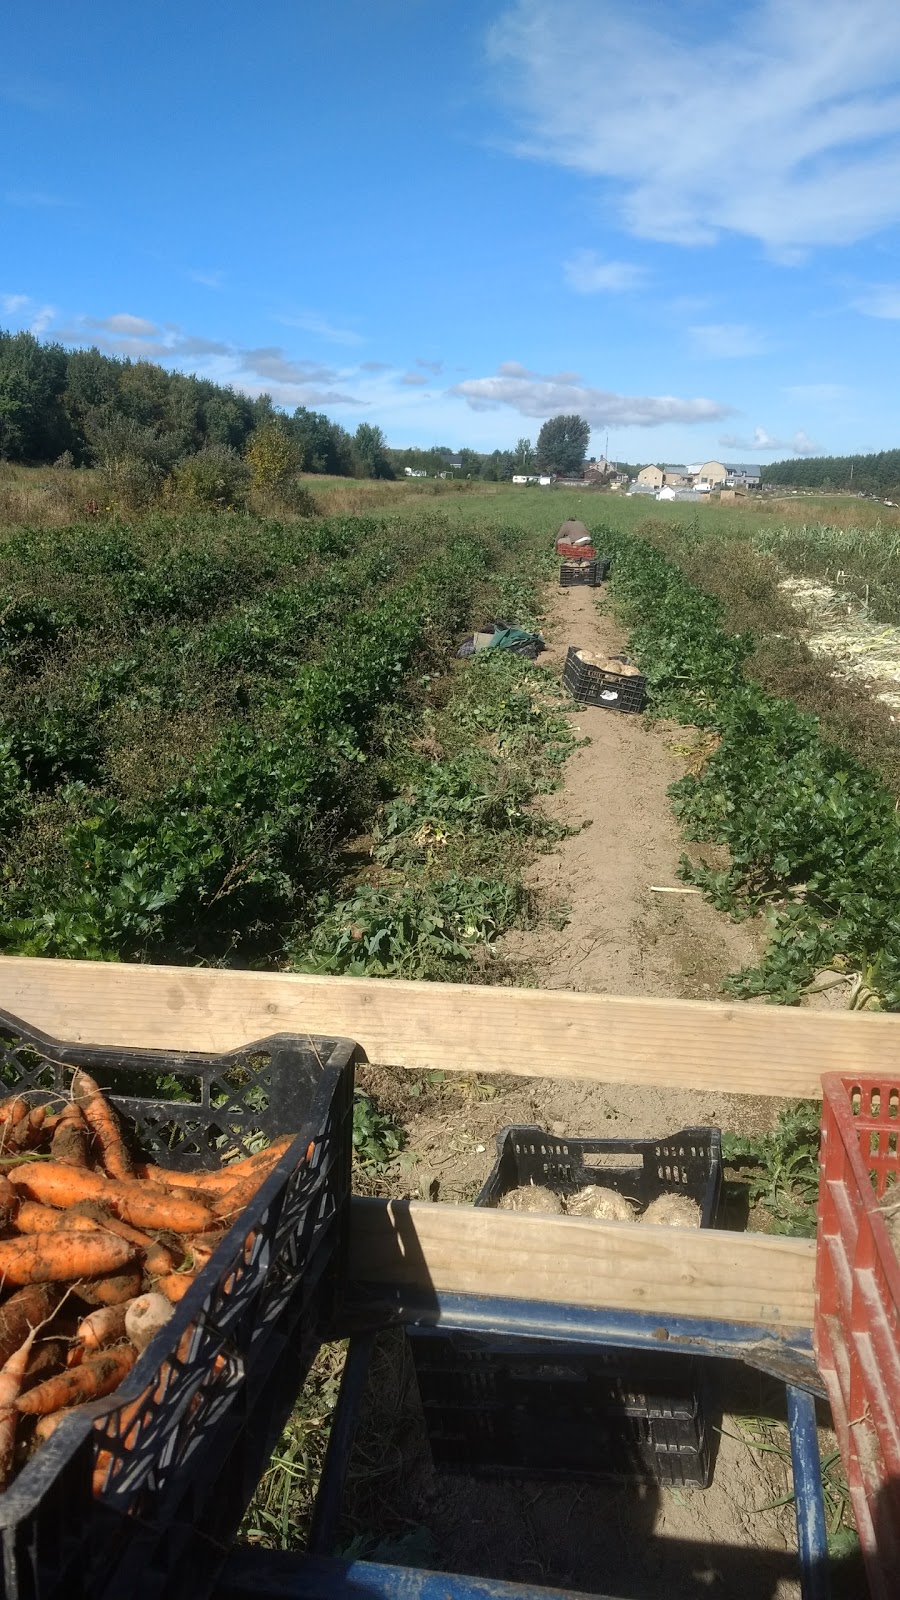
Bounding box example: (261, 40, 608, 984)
(164, 445, 250, 511)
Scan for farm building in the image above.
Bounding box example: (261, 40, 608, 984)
(636, 464, 664, 488)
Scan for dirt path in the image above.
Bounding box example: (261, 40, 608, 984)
(502, 580, 762, 1002)
(348, 578, 845, 1599)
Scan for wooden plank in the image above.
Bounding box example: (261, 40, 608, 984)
(348, 1199, 816, 1331)
(0, 956, 896, 1098)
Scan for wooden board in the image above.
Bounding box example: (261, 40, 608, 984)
(0, 956, 896, 1098)
(348, 1199, 816, 1331)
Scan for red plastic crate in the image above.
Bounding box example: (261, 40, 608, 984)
(816, 1073, 900, 1600)
(556, 541, 596, 559)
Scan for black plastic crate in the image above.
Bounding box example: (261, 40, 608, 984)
(558, 560, 600, 588)
(410, 1331, 710, 1487)
(409, 1126, 721, 1488)
(0, 1012, 357, 1600)
(478, 1124, 721, 1225)
(562, 646, 646, 712)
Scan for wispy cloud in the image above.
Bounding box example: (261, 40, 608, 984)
(0, 78, 63, 114)
(416, 357, 444, 374)
(188, 269, 224, 289)
(489, 0, 900, 254)
(4, 189, 77, 209)
(689, 323, 768, 358)
(401, 372, 429, 386)
(784, 383, 847, 401)
(1, 292, 57, 334)
(851, 283, 900, 319)
(719, 427, 819, 454)
(278, 311, 364, 346)
(563, 250, 648, 293)
(87, 313, 161, 337)
(449, 364, 733, 427)
(360, 360, 391, 372)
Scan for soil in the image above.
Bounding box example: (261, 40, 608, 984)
(345, 578, 856, 1598)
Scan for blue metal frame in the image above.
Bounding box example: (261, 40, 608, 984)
(300, 1292, 830, 1600)
(339, 1287, 824, 1395)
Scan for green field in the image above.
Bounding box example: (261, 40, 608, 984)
(2, 477, 900, 1008)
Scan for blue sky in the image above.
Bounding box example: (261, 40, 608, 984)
(3, 0, 900, 464)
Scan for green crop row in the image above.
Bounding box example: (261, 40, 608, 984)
(0, 509, 538, 964)
(603, 528, 900, 1008)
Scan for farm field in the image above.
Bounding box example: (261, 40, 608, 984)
(2, 476, 886, 1593)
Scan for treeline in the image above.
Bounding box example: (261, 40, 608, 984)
(763, 449, 900, 495)
(0, 329, 393, 490)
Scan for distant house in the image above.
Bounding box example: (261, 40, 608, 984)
(661, 464, 690, 487)
(724, 463, 761, 488)
(636, 464, 665, 489)
(442, 455, 464, 471)
(512, 474, 541, 485)
(657, 485, 677, 501)
(697, 460, 728, 487)
(404, 467, 427, 478)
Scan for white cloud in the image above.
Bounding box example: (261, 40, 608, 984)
(5, 189, 77, 208)
(689, 323, 768, 359)
(1, 293, 56, 334)
(88, 313, 161, 336)
(278, 312, 364, 346)
(719, 427, 819, 454)
(784, 383, 846, 401)
(449, 365, 733, 427)
(851, 283, 900, 319)
(188, 269, 224, 289)
(489, 0, 900, 254)
(563, 250, 648, 293)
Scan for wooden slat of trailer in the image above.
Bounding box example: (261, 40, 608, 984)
(0, 956, 896, 1097)
(348, 1199, 816, 1331)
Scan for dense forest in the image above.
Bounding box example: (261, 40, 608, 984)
(763, 449, 900, 495)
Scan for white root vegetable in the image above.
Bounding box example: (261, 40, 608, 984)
(497, 1185, 565, 1214)
(124, 1293, 175, 1352)
(641, 1194, 702, 1228)
(565, 1185, 636, 1221)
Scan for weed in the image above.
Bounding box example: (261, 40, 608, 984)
(352, 1091, 405, 1168)
(723, 1102, 821, 1236)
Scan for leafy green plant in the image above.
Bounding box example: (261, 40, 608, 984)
(604, 528, 900, 1007)
(722, 1102, 821, 1235)
(352, 1091, 405, 1168)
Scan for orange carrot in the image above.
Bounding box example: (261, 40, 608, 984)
(0, 1232, 134, 1287)
(35, 1408, 73, 1442)
(155, 1272, 196, 1303)
(9, 1164, 215, 1234)
(17, 1342, 137, 1415)
(68, 1304, 130, 1367)
(0, 1327, 40, 1487)
(50, 1102, 90, 1168)
(74, 1268, 144, 1308)
(14, 1202, 102, 1236)
(68, 1203, 178, 1277)
(138, 1136, 293, 1191)
(71, 1070, 134, 1180)
(0, 1286, 60, 1365)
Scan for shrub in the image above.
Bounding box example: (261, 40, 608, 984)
(165, 445, 250, 511)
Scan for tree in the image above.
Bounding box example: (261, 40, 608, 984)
(512, 437, 535, 472)
(352, 423, 393, 479)
(535, 414, 591, 475)
(245, 422, 299, 493)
